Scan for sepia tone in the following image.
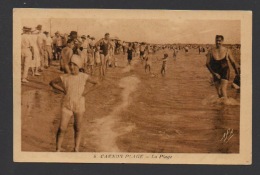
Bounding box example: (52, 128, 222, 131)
(13, 9, 252, 164)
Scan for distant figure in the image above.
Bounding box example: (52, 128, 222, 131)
(206, 35, 240, 98)
(127, 43, 134, 65)
(139, 43, 146, 62)
(184, 46, 189, 53)
(173, 48, 178, 60)
(144, 51, 152, 73)
(199, 46, 205, 54)
(50, 55, 99, 152)
(160, 53, 168, 76)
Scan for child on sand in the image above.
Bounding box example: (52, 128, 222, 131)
(50, 54, 99, 152)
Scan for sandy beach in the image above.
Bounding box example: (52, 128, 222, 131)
(21, 48, 240, 153)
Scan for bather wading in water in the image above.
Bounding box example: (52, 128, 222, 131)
(206, 35, 240, 99)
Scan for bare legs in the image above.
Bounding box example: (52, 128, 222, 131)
(161, 64, 166, 76)
(100, 54, 108, 77)
(214, 79, 229, 98)
(56, 111, 84, 152)
(73, 112, 84, 152)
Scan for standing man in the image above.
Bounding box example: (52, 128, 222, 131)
(95, 33, 113, 76)
(173, 47, 178, 60)
(68, 31, 81, 54)
(21, 26, 34, 83)
(43, 31, 53, 67)
(139, 43, 146, 61)
(61, 39, 74, 74)
(206, 35, 240, 99)
(35, 25, 46, 70)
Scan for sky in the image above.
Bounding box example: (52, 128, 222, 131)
(22, 18, 240, 44)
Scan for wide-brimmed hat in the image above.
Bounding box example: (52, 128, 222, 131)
(69, 31, 77, 37)
(36, 25, 42, 30)
(22, 26, 32, 32)
(81, 35, 87, 39)
(70, 54, 82, 68)
(55, 31, 60, 35)
(43, 31, 49, 34)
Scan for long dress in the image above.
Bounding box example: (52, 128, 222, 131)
(29, 34, 41, 67)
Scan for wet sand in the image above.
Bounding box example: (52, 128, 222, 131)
(21, 49, 240, 153)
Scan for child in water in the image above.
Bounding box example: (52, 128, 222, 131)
(127, 43, 134, 65)
(144, 51, 152, 73)
(50, 54, 99, 152)
(160, 53, 168, 76)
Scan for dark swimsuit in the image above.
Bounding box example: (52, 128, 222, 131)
(127, 49, 133, 60)
(100, 41, 109, 56)
(210, 50, 230, 82)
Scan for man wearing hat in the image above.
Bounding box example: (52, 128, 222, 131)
(43, 31, 53, 67)
(21, 26, 34, 83)
(68, 31, 81, 55)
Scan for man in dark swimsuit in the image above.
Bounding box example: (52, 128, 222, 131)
(95, 33, 112, 76)
(206, 35, 240, 98)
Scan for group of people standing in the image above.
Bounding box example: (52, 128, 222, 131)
(21, 25, 52, 83)
(21, 24, 240, 152)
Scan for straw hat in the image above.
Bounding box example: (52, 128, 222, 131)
(22, 26, 31, 32)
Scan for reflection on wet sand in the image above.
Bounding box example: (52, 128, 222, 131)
(22, 49, 240, 153)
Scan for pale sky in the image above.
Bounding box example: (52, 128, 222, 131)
(22, 18, 240, 44)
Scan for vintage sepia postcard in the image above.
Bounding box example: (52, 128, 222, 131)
(13, 9, 252, 164)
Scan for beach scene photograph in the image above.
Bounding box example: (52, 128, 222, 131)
(17, 12, 242, 154)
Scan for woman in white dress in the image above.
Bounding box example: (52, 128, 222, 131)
(29, 30, 41, 76)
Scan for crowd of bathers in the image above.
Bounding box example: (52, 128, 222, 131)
(21, 25, 241, 152)
(21, 24, 241, 83)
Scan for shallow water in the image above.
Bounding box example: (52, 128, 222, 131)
(21, 49, 240, 153)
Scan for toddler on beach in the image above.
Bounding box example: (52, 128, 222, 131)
(50, 54, 99, 152)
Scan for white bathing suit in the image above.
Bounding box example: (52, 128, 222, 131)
(60, 72, 89, 115)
